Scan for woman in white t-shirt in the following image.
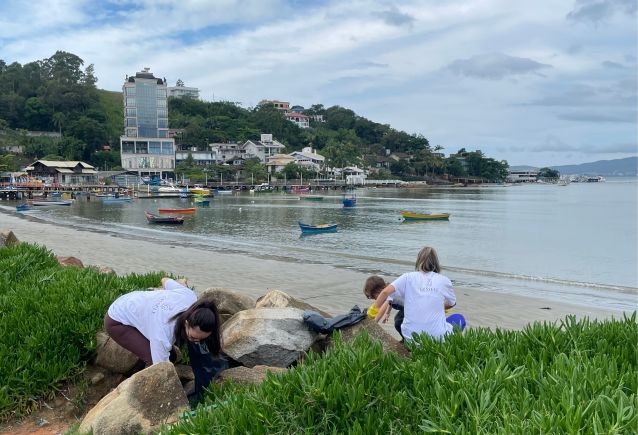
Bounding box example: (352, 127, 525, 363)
(373, 246, 466, 341)
(104, 277, 226, 399)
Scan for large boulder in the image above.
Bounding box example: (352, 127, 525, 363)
(199, 288, 256, 324)
(0, 230, 19, 247)
(328, 318, 411, 358)
(222, 308, 317, 368)
(78, 361, 188, 435)
(256, 289, 332, 317)
(218, 365, 286, 385)
(94, 331, 140, 374)
(56, 255, 84, 268)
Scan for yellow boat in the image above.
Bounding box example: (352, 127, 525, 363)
(190, 185, 210, 195)
(400, 211, 450, 221)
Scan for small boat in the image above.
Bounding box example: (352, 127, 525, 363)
(103, 196, 133, 203)
(31, 200, 73, 206)
(299, 221, 337, 233)
(300, 195, 324, 201)
(144, 211, 184, 225)
(158, 207, 196, 215)
(16, 203, 32, 211)
(190, 185, 210, 195)
(400, 211, 450, 221)
(290, 185, 310, 194)
(343, 192, 357, 207)
(157, 184, 181, 193)
(194, 196, 210, 206)
(215, 188, 233, 195)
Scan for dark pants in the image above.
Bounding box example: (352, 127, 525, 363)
(391, 303, 404, 337)
(104, 314, 227, 398)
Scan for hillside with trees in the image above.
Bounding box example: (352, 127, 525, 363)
(0, 51, 509, 182)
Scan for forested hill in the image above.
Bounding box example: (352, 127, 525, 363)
(0, 51, 509, 182)
(551, 157, 637, 176)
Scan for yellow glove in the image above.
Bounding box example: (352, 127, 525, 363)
(367, 303, 380, 319)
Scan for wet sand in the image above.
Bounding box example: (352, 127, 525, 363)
(0, 209, 628, 337)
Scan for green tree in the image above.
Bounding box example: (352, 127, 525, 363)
(538, 167, 560, 178)
(242, 158, 267, 183)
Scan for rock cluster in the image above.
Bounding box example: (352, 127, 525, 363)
(0, 229, 404, 434)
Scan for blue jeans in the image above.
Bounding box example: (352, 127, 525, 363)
(187, 341, 228, 400)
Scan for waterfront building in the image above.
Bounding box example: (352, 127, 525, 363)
(285, 113, 310, 128)
(507, 170, 539, 183)
(209, 143, 243, 163)
(288, 147, 325, 170)
(265, 153, 296, 174)
(175, 147, 219, 166)
(119, 68, 175, 178)
(242, 134, 286, 163)
(25, 160, 98, 186)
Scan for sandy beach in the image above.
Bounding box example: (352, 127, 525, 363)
(0, 208, 628, 337)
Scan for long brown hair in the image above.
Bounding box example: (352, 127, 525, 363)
(415, 246, 441, 273)
(171, 298, 222, 356)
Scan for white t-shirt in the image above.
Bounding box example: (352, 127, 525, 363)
(107, 279, 197, 364)
(391, 271, 456, 341)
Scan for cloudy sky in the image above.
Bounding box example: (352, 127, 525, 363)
(0, 0, 636, 166)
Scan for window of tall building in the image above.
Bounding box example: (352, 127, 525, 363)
(161, 141, 173, 154)
(158, 119, 168, 128)
(149, 141, 161, 154)
(125, 87, 136, 96)
(122, 141, 135, 153)
(158, 130, 168, 138)
(126, 118, 137, 127)
(136, 141, 148, 154)
(126, 108, 136, 116)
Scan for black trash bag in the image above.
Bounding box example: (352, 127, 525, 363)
(303, 305, 367, 334)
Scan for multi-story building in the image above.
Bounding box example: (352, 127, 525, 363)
(168, 85, 200, 99)
(285, 113, 310, 128)
(288, 147, 325, 170)
(242, 134, 286, 162)
(119, 68, 175, 178)
(258, 100, 290, 111)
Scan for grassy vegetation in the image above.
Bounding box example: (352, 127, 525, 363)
(0, 243, 163, 420)
(164, 315, 637, 434)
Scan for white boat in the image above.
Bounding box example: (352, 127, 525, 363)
(157, 184, 181, 193)
(31, 200, 73, 206)
(557, 179, 569, 186)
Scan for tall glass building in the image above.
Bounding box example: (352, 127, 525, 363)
(119, 68, 175, 178)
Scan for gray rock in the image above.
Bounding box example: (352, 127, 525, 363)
(256, 289, 332, 317)
(199, 288, 256, 324)
(219, 365, 286, 385)
(221, 307, 317, 368)
(94, 331, 140, 374)
(327, 318, 411, 358)
(78, 361, 189, 435)
(0, 230, 19, 247)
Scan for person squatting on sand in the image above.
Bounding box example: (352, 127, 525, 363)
(104, 277, 227, 400)
(373, 246, 466, 341)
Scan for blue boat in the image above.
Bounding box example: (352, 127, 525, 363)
(16, 203, 32, 211)
(343, 196, 356, 207)
(299, 221, 337, 234)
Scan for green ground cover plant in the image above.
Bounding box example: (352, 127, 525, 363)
(0, 243, 163, 419)
(164, 315, 637, 434)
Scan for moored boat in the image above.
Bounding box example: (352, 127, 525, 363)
(343, 191, 357, 207)
(400, 211, 450, 221)
(158, 207, 196, 215)
(144, 211, 184, 224)
(31, 200, 73, 206)
(16, 203, 32, 211)
(190, 185, 210, 195)
(298, 221, 337, 233)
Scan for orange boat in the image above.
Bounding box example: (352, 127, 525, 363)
(158, 207, 196, 215)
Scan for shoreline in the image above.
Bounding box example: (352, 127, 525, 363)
(0, 208, 630, 335)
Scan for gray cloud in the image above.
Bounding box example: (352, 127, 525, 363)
(373, 8, 415, 27)
(447, 53, 552, 80)
(557, 110, 636, 122)
(351, 61, 389, 69)
(566, 0, 637, 23)
(602, 60, 625, 69)
(532, 136, 576, 152)
(528, 79, 636, 107)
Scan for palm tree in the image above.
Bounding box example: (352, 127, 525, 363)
(52, 112, 66, 137)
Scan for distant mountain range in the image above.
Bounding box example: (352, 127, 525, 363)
(510, 157, 637, 176)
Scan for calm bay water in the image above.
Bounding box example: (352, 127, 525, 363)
(6, 178, 637, 310)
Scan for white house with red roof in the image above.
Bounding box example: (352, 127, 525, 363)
(285, 113, 310, 128)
